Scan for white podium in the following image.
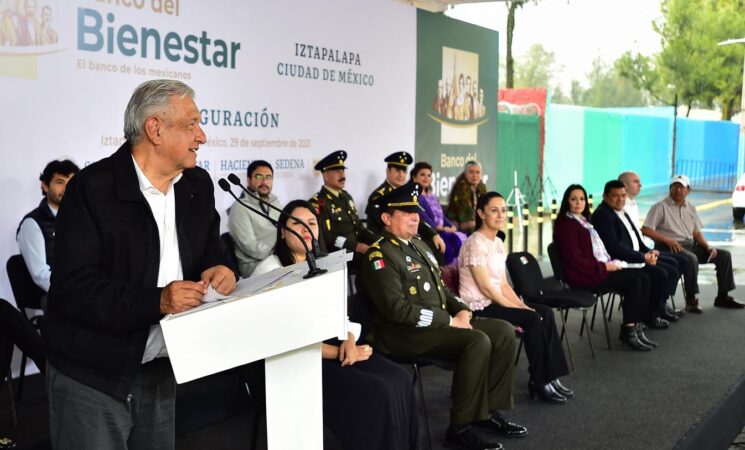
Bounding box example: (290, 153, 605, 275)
(160, 251, 350, 450)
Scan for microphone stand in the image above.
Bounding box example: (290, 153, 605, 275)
(227, 173, 323, 258)
(218, 179, 327, 279)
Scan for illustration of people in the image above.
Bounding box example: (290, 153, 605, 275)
(39, 4, 56, 44)
(0, 0, 19, 46)
(16, 0, 40, 46)
(465, 76, 473, 120)
(478, 88, 486, 118)
(433, 79, 445, 116)
(0, 0, 57, 47)
(454, 74, 467, 121)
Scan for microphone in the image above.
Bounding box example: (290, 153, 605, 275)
(227, 173, 322, 258)
(218, 179, 327, 279)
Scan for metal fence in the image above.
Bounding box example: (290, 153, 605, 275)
(675, 159, 738, 192)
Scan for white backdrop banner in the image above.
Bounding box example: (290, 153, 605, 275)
(0, 0, 416, 301)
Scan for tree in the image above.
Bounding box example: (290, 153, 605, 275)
(569, 80, 584, 105)
(513, 43, 557, 88)
(551, 85, 571, 104)
(581, 58, 647, 107)
(617, 0, 745, 120)
(505, 0, 543, 88)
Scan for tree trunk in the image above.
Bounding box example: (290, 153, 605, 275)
(721, 97, 735, 121)
(505, 1, 519, 88)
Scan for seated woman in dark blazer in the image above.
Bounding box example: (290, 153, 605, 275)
(252, 200, 419, 450)
(458, 191, 572, 404)
(553, 184, 656, 351)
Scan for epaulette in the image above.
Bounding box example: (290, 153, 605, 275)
(371, 237, 384, 248)
(375, 187, 386, 196)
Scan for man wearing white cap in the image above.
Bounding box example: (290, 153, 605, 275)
(642, 175, 742, 312)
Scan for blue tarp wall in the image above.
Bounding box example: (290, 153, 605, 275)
(544, 105, 739, 200)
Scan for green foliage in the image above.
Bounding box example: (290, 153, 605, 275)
(514, 43, 557, 88)
(580, 58, 647, 107)
(618, 0, 745, 119)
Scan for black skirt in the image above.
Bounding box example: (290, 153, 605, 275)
(322, 352, 419, 450)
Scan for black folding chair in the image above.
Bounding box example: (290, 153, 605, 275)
(506, 251, 598, 369)
(6, 255, 45, 401)
(546, 243, 615, 350)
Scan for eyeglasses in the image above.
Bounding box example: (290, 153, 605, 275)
(253, 174, 273, 181)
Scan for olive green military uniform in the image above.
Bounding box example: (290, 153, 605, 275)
(365, 181, 441, 259)
(360, 230, 516, 426)
(310, 186, 376, 253)
(364, 180, 394, 235)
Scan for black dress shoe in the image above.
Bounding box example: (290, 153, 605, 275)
(479, 412, 528, 437)
(446, 425, 503, 450)
(551, 379, 574, 398)
(685, 298, 703, 313)
(645, 317, 670, 329)
(528, 380, 566, 404)
(635, 324, 658, 348)
(660, 310, 679, 322)
(619, 326, 651, 351)
(714, 295, 745, 309)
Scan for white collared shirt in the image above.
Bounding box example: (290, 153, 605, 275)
(16, 203, 57, 292)
(615, 209, 640, 251)
(132, 156, 184, 363)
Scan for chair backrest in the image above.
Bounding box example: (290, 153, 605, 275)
(219, 232, 241, 280)
(6, 254, 45, 316)
(505, 252, 544, 298)
(347, 292, 375, 344)
(546, 242, 566, 283)
(440, 264, 459, 296)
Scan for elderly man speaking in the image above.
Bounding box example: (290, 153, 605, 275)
(44, 80, 236, 449)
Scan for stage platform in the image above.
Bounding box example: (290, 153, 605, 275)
(2, 282, 744, 450)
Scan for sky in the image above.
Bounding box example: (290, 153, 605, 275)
(445, 0, 665, 92)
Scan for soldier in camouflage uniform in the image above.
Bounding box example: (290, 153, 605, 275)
(359, 181, 526, 450)
(310, 150, 376, 256)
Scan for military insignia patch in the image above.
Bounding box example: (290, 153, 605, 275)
(426, 252, 438, 265)
(372, 260, 385, 270)
(409, 286, 417, 295)
(368, 251, 383, 260)
(423, 282, 431, 292)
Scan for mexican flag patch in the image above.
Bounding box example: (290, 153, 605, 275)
(372, 259, 385, 270)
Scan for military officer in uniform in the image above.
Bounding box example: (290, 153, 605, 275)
(310, 150, 377, 256)
(365, 152, 446, 261)
(359, 181, 526, 450)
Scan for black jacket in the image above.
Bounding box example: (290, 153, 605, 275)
(590, 202, 650, 264)
(44, 142, 226, 400)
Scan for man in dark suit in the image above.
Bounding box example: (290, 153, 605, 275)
(360, 181, 525, 450)
(591, 180, 680, 328)
(44, 80, 236, 449)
